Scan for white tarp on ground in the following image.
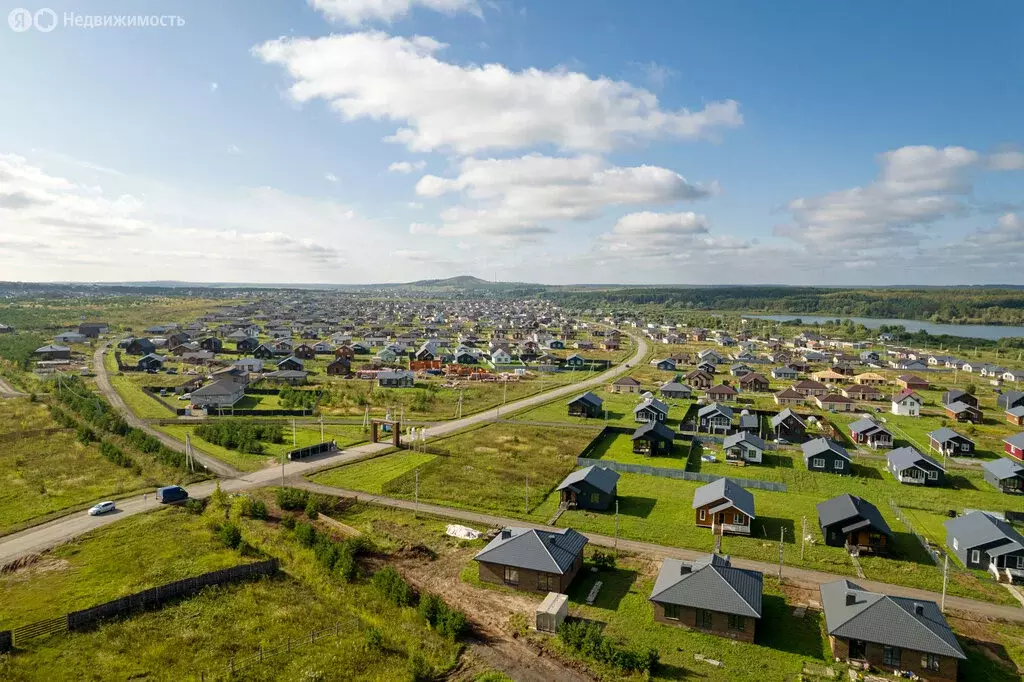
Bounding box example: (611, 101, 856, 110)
(446, 524, 482, 540)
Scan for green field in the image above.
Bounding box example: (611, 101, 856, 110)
(107, 375, 176, 419)
(314, 452, 438, 494)
(513, 386, 693, 429)
(586, 430, 689, 469)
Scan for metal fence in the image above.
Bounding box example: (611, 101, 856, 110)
(888, 499, 942, 567)
(577, 457, 787, 491)
(221, 619, 358, 679)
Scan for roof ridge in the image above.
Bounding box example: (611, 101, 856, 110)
(847, 595, 958, 656)
(711, 564, 760, 616)
(883, 595, 964, 656)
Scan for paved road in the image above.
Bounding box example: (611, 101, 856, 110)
(294, 480, 1024, 624)
(91, 343, 240, 477)
(1, 333, 648, 563)
(0, 375, 26, 398)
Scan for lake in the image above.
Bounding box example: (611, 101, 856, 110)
(744, 314, 1024, 341)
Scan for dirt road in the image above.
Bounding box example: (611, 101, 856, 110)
(0, 375, 26, 398)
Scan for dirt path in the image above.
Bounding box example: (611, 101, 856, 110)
(392, 546, 593, 682)
(0, 375, 26, 398)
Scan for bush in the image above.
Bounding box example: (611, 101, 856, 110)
(558, 619, 658, 674)
(313, 536, 340, 569)
(294, 521, 316, 547)
(372, 566, 414, 606)
(99, 440, 137, 469)
(418, 592, 444, 625)
(249, 499, 269, 520)
(280, 515, 296, 530)
(218, 523, 242, 549)
(194, 419, 283, 454)
(591, 550, 616, 570)
(364, 626, 384, 652)
(436, 608, 468, 641)
(305, 498, 320, 520)
(335, 544, 357, 582)
(276, 487, 309, 511)
(347, 534, 375, 556)
(184, 498, 206, 515)
(407, 651, 433, 682)
(76, 425, 96, 445)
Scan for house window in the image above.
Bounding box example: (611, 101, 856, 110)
(922, 653, 941, 671)
(537, 572, 554, 592)
(812, 457, 825, 469)
(503, 566, 519, 586)
(699, 509, 706, 521)
(961, 443, 970, 451)
(732, 513, 745, 525)
(927, 470, 938, 480)
(696, 609, 713, 629)
(833, 459, 844, 470)
(971, 550, 981, 565)
(663, 603, 680, 620)
(883, 645, 902, 667)
(727, 614, 745, 632)
(590, 493, 601, 504)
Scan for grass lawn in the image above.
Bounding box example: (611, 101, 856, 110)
(108, 374, 175, 419)
(311, 422, 601, 519)
(513, 387, 693, 429)
(153, 423, 272, 472)
(586, 430, 689, 469)
(313, 452, 438, 494)
(0, 399, 188, 535)
(0, 507, 247, 628)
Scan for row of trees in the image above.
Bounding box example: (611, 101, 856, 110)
(194, 420, 284, 455)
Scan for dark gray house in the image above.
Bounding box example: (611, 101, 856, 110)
(631, 420, 675, 456)
(556, 466, 620, 510)
(802, 438, 851, 475)
(377, 370, 415, 388)
(945, 512, 1024, 583)
(567, 391, 603, 418)
(886, 447, 945, 487)
(817, 494, 892, 553)
(927, 427, 975, 456)
(125, 338, 156, 356)
(473, 527, 588, 593)
(982, 458, 1024, 494)
(770, 408, 806, 441)
(820, 579, 965, 681)
(997, 390, 1024, 411)
(634, 397, 669, 423)
(137, 353, 165, 371)
(649, 554, 762, 642)
(659, 381, 692, 399)
(697, 403, 733, 434)
(277, 356, 305, 372)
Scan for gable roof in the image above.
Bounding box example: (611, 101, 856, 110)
(892, 388, 922, 403)
(774, 388, 804, 400)
(707, 383, 738, 395)
(887, 446, 944, 472)
(848, 417, 890, 436)
(660, 381, 691, 394)
(801, 438, 850, 462)
(770, 407, 805, 429)
(697, 402, 733, 420)
(723, 431, 766, 451)
(633, 397, 669, 415)
(473, 527, 588, 574)
(983, 457, 1024, 480)
(649, 555, 762, 618)
(928, 427, 972, 444)
(567, 391, 603, 408)
(612, 376, 641, 386)
(816, 494, 893, 537)
(944, 512, 1024, 555)
(1004, 432, 1024, 450)
(691, 478, 755, 519)
(631, 420, 675, 442)
(820, 580, 965, 659)
(556, 466, 620, 495)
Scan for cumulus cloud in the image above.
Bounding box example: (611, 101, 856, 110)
(610, 211, 708, 236)
(414, 154, 715, 237)
(987, 149, 1024, 171)
(310, 0, 481, 26)
(254, 31, 742, 154)
(388, 160, 426, 173)
(409, 222, 437, 234)
(324, 172, 338, 182)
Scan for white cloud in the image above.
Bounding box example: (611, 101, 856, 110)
(610, 211, 708, 236)
(629, 61, 676, 89)
(227, 144, 242, 155)
(254, 31, 742, 154)
(388, 160, 427, 173)
(324, 172, 338, 182)
(414, 154, 715, 237)
(209, 82, 219, 93)
(987, 149, 1024, 171)
(310, 0, 481, 26)
(409, 222, 437, 234)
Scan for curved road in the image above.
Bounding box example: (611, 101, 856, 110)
(0, 376, 27, 398)
(1, 333, 648, 562)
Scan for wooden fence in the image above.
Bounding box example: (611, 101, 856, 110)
(3, 560, 278, 650)
(221, 619, 357, 678)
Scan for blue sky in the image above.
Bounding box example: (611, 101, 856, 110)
(0, 0, 1021, 284)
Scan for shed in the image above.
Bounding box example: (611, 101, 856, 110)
(535, 592, 569, 633)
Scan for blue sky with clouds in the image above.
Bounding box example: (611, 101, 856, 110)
(0, 0, 1021, 284)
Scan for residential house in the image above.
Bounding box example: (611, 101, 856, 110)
(942, 390, 978, 408)
(982, 458, 1024, 494)
(490, 348, 513, 365)
(997, 390, 1024, 411)
(1005, 433, 1024, 460)
(1003, 370, 1024, 383)
(697, 403, 733, 434)
(770, 408, 806, 441)
(473, 527, 587, 593)
(944, 401, 982, 423)
(137, 353, 165, 371)
(774, 387, 805, 406)
(1006, 406, 1024, 426)
(738, 372, 770, 392)
(771, 366, 798, 381)
(54, 331, 86, 344)
(567, 392, 603, 418)
(697, 349, 724, 365)
(190, 379, 246, 409)
(819, 580, 965, 681)
(564, 353, 587, 369)
(891, 389, 923, 417)
(684, 369, 713, 390)
(556, 466, 619, 511)
(649, 554, 762, 642)
(692, 478, 754, 536)
(802, 439, 851, 474)
(817, 494, 893, 554)
(848, 417, 893, 449)
(252, 344, 277, 359)
(125, 338, 156, 356)
(945, 512, 1024, 584)
(896, 374, 929, 391)
(312, 341, 333, 354)
(816, 393, 856, 412)
(378, 370, 416, 388)
(653, 358, 677, 372)
(706, 384, 738, 402)
(277, 356, 305, 372)
(928, 427, 975, 456)
(232, 358, 263, 373)
(326, 358, 351, 376)
(631, 421, 675, 456)
(723, 431, 766, 464)
(696, 360, 718, 374)
(729, 363, 753, 378)
(198, 337, 223, 353)
(634, 397, 669, 423)
(792, 379, 828, 398)
(737, 412, 759, 433)
(887, 447, 945, 486)
(812, 368, 847, 385)
(660, 381, 692, 400)
(236, 337, 260, 353)
(78, 322, 109, 338)
(610, 376, 642, 394)
(262, 370, 308, 385)
(854, 372, 887, 386)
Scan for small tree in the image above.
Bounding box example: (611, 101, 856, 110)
(218, 523, 242, 549)
(965, 382, 977, 395)
(294, 521, 316, 547)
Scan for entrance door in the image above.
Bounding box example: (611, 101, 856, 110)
(848, 639, 867, 660)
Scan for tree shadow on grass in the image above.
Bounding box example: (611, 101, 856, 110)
(947, 474, 978, 491)
(568, 566, 639, 611)
(891, 531, 939, 566)
(764, 453, 794, 469)
(757, 594, 827, 658)
(616, 496, 657, 518)
(753, 517, 796, 543)
(851, 463, 883, 479)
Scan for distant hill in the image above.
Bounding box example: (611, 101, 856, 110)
(407, 275, 495, 288)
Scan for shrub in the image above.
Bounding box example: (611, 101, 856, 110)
(218, 523, 242, 549)
(194, 419, 283, 453)
(335, 544, 357, 582)
(249, 499, 269, 520)
(280, 515, 296, 530)
(347, 534, 375, 556)
(591, 550, 616, 570)
(364, 626, 384, 652)
(407, 651, 433, 682)
(418, 592, 444, 625)
(184, 498, 206, 515)
(372, 566, 414, 606)
(313, 536, 340, 569)
(276, 487, 309, 511)
(99, 440, 136, 469)
(76, 425, 96, 445)
(305, 498, 320, 520)
(557, 619, 657, 674)
(436, 608, 468, 641)
(294, 521, 316, 547)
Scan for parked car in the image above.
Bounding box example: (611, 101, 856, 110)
(88, 501, 116, 516)
(156, 485, 189, 504)
(178, 393, 191, 400)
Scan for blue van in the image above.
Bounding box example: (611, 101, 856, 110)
(156, 485, 189, 504)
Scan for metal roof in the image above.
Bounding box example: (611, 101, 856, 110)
(556, 466, 620, 495)
(473, 527, 588, 575)
(801, 438, 850, 462)
(567, 391, 602, 407)
(820, 580, 965, 659)
(649, 555, 763, 618)
(928, 427, 972, 444)
(982, 457, 1024, 480)
(631, 420, 675, 442)
(697, 403, 733, 419)
(633, 397, 669, 415)
(691, 478, 755, 519)
(944, 512, 1024, 554)
(770, 408, 805, 429)
(887, 446, 944, 472)
(1004, 432, 1024, 449)
(816, 494, 892, 537)
(723, 431, 766, 451)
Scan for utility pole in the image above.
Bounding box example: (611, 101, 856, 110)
(614, 500, 619, 556)
(800, 515, 806, 561)
(778, 527, 785, 582)
(525, 475, 529, 515)
(941, 553, 949, 613)
(319, 415, 324, 443)
(415, 468, 419, 517)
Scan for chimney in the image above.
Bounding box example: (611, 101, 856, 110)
(845, 592, 857, 606)
(680, 563, 692, 575)
(500, 529, 511, 540)
(914, 603, 924, 616)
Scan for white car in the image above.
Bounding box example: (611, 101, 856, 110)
(88, 501, 116, 516)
